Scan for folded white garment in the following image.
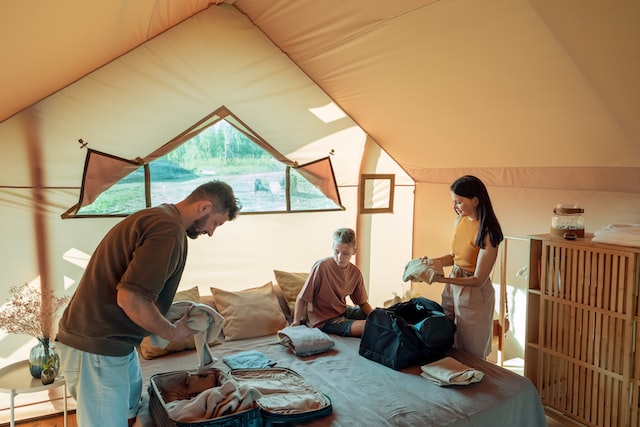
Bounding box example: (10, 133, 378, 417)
(420, 356, 484, 386)
(149, 301, 224, 370)
(402, 258, 444, 284)
(166, 379, 262, 421)
(592, 224, 640, 247)
(277, 325, 335, 356)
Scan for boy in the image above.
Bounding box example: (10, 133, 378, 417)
(292, 228, 372, 337)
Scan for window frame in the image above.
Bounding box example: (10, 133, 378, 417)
(62, 106, 344, 218)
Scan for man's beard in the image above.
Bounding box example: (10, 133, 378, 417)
(186, 216, 207, 239)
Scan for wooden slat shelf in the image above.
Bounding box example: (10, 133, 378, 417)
(525, 234, 640, 427)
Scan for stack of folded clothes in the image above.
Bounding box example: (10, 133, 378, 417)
(420, 356, 484, 386)
(277, 325, 335, 356)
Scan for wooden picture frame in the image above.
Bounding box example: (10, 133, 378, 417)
(359, 174, 395, 213)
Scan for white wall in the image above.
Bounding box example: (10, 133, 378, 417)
(0, 180, 415, 366)
(0, 189, 356, 365)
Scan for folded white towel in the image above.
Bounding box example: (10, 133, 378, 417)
(277, 325, 335, 356)
(150, 301, 224, 370)
(420, 356, 484, 386)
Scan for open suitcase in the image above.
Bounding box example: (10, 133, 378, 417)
(229, 367, 332, 424)
(149, 367, 332, 426)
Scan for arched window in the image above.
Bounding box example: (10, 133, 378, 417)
(62, 107, 342, 218)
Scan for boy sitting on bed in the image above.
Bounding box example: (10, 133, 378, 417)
(291, 227, 373, 337)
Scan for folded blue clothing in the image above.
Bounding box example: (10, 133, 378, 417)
(222, 350, 277, 369)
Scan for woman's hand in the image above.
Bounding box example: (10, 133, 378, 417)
(421, 256, 434, 265)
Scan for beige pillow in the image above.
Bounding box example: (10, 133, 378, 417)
(273, 270, 308, 317)
(172, 286, 201, 303)
(210, 282, 287, 341)
(138, 286, 201, 360)
(271, 283, 293, 322)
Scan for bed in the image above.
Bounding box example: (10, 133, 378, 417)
(135, 335, 547, 426)
(132, 279, 547, 427)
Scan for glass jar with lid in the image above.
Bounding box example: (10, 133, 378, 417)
(551, 203, 584, 238)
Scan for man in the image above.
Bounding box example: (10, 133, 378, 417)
(57, 180, 241, 427)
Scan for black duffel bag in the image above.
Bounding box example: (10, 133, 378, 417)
(359, 296, 456, 370)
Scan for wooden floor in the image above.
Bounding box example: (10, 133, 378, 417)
(10, 412, 76, 427)
(9, 408, 586, 427)
(545, 410, 590, 427)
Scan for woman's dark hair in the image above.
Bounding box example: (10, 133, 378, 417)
(450, 175, 503, 249)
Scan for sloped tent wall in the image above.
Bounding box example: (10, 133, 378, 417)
(0, 0, 220, 122)
(240, 0, 640, 212)
(0, 5, 414, 371)
(246, 0, 640, 182)
(236, 0, 640, 363)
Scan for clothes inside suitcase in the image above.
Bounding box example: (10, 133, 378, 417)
(149, 369, 263, 427)
(229, 367, 332, 424)
(149, 367, 332, 426)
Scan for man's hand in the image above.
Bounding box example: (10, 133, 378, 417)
(117, 287, 196, 342)
(170, 313, 197, 342)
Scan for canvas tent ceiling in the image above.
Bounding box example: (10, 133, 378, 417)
(1, 0, 639, 193)
(235, 0, 640, 192)
(1, 0, 639, 377)
(1, 0, 639, 313)
(1, 0, 639, 289)
(0, 5, 374, 191)
(0, 3, 414, 307)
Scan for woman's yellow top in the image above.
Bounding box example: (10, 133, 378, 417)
(452, 216, 480, 273)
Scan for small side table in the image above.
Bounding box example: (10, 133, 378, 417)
(0, 360, 67, 427)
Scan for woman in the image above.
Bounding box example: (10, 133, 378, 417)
(425, 175, 503, 359)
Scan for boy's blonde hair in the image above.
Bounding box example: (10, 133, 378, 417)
(333, 228, 356, 247)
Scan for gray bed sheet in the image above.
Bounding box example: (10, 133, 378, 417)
(135, 334, 547, 427)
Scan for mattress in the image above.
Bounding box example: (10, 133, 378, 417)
(135, 334, 547, 427)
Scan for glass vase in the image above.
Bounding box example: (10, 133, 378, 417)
(28, 337, 60, 385)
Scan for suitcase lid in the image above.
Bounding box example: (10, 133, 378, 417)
(229, 367, 332, 423)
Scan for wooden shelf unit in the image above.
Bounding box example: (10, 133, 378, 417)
(525, 234, 640, 427)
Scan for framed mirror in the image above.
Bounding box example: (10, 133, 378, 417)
(359, 174, 395, 213)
